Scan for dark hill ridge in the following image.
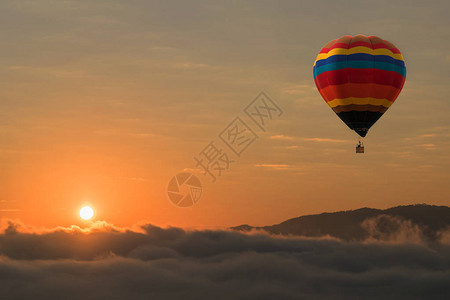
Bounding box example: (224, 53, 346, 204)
(231, 204, 450, 242)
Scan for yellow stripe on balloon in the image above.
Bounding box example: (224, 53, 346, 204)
(326, 97, 394, 108)
(314, 47, 404, 66)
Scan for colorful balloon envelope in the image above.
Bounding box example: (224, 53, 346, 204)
(313, 35, 406, 137)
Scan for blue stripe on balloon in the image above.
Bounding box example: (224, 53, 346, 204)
(315, 53, 405, 68)
(313, 61, 406, 78)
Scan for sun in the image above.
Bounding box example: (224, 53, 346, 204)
(80, 206, 94, 220)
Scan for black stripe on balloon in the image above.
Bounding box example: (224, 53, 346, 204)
(336, 111, 383, 137)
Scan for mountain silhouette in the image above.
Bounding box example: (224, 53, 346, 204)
(231, 204, 450, 242)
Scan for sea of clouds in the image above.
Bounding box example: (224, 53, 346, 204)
(0, 220, 449, 300)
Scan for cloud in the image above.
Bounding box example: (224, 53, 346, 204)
(120, 176, 150, 182)
(420, 134, 437, 138)
(303, 137, 350, 143)
(281, 84, 317, 95)
(418, 144, 436, 150)
(254, 164, 291, 170)
(269, 134, 294, 140)
(0, 221, 449, 300)
(361, 215, 428, 244)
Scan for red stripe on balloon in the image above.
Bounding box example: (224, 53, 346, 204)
(314, 68, 405, 90)
(319, 41, 401, 54)
(318, 83, 401, 103)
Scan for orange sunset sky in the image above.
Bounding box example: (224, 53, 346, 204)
(1, 0, 449, 228)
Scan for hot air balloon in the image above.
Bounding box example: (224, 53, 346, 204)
(313, 35, 406, 153)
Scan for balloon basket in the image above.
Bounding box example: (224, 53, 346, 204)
(356, 141, 364, 153)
